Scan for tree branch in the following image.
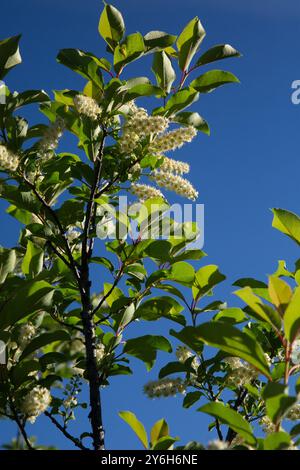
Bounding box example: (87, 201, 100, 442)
(44, 411, 89, 450)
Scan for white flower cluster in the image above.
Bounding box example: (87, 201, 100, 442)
(38, 118, 64, 160)
(95, 343, 105, 363)
(176, 346, 199, 370)
(66, 227, 82, 250)
(286, 404, 300, 421)
(291, 339, 300, 365)
(130, 183, 164, 201)
(160, 156, 190, 175)
(73, 95, 102, 121)
(119, 107, 169, 155)
(63, 396, 78, 408)
(144, 378, 186, 398)
(0, 144, 19, 172)
(124, 107, 169, 136)
(207, 440, 228, 450)
(19, 322, 36, 348)
(150, 126, 197, 153)
(21, 386, 52, 423)
(150, 170, 198, 201)
(260, 416, 276, 434)
(224, 357, 258, 387)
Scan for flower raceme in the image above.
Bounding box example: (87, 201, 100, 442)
(130, 183, 164, 201)
(37, 118, 64, 160)
(73, 94, 102, 121)
(21, 386, 52, 423)
(143, 378, 186, 398)
(0, 144, 19, 172)
(149, 126, 197, 153)
(150, 170, 198, 201)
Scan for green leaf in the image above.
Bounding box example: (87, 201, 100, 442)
(195, 321, 271, 378)
(268, 275, 292, 315)
(119, 411, 148, 449)
(22, 241, 44, 278)
(152, 436, 178, 450)
(263, 432, 291, 450)
(234, 286, 282, 330)
(124, 83, 164, 101)
(103, 282, 124, 307)
(152, 51, 176, 94)
(144, 31, 176, 51)
(195, 44, 241, 67)
(20, 330, 70, 361)
(214, 307, 247, 324)
(157, 88, 199, 117)
(0, 280, 54, 329)
(233, 277, 269, 301)
(283, 286, 300, 342)
(10, 359, 40, 388)
(176, 17, 206, 70)
(192, 265, 225, 300)
(198, 402, 256, 446)
(0, 249, 17, 284)
(150, 419, 169, 446)
(159, 361, 194, 379)
(262, 382, 297, 424)
(135, 296, 185, 325)
(8, 90, 49, 110)
(0, 35, 21, 79)
(57, 49, 104, 89)
(190, 70, 240, 93)
(123, 335, 172, 370)
(99, 3, 125, 50)
(183, 391, 202, 409)
(272, 208, 300, 246)
(114, 33, 145, 74)
(170, 327, 203, 354)
(173, 111, 210, 135)
(168, 261, 195, 286)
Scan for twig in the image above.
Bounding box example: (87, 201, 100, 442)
(45, 411, 89, 450)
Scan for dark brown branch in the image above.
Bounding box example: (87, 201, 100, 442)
(45, 411, 89, 450)
(80, 131, 107, 451)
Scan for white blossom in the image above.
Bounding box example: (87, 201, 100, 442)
(0, 144, 19, 172)
(160, 156, 190, 175)
(21, 386, 52, 423)
(207, 440, 228, 450)
(144, 378, 186, 398)
(124, 107, 169, 137)
(150, 126, 197, 152)
(224, 357, 243, 370)
(119, 130, 140, 154)
(19, 323, 36, 348)
(66, 227, 82, 251)
(286, 404, 300, 421)
(150, 170, 198, 201)
(73, 95, 102, 120)
(226, 360, 258, 388)
(130, 183, 164, 201)
(176, 346, 199, 370)
(291, 339, 300, 365)
(260, 416, 276, 434)
(63, 396, 78, 408)
(37, 118, 64, 160)
(95, 343, 105, 363)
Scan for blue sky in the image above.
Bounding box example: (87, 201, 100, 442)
(1, 0, 300, 450)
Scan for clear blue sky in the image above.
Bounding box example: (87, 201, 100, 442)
(1, 0, 300, 450)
